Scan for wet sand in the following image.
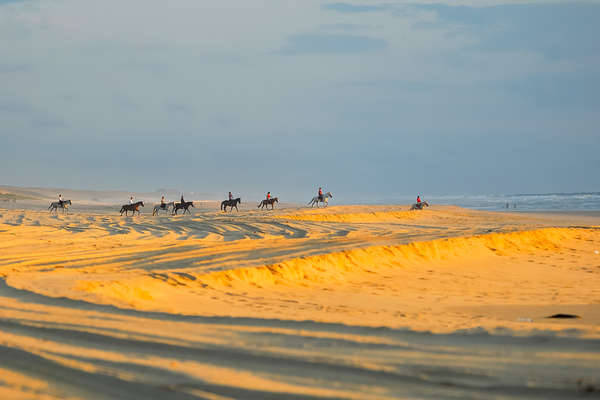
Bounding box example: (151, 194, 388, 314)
(0, 201, 599, 399)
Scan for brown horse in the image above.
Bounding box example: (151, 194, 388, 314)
(258, 197, 278, 210)
(173, 201, 194, 215)
(221, 198, 241, 212)
(120, 201, 144, 216)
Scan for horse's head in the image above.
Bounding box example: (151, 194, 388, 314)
(237, 198, 241, 204)
(139, 201, 144, 207)
(274, 197, 279, 203)
(66, 200, 72, 205)
(327, 192, 333, 198)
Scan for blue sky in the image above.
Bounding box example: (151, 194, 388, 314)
(0, 0, 598, 200)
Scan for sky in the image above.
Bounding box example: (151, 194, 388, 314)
(1, 0, 599, 201)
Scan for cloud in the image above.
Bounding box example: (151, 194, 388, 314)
(0, 0, 28, 5)
(320, 23, 384, 31)
(411, 3, 600, 58)
(279, 33, 387, 55)
(0, 63, 30, 74)
(322, 3, 391, 13)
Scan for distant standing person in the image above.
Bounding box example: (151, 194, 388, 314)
(228, 192, 233, 201)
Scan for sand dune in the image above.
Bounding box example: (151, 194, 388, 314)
(1, 204, 599, 398)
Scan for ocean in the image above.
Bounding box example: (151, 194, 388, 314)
(346, 192, 600, 211)
(428, 192, 600, 211)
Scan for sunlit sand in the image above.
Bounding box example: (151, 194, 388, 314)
(1, 201, 599, 398)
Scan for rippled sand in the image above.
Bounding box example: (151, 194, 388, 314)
(1, 203, 599, 399)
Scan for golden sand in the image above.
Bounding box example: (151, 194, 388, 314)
(0, 204, 599, 398)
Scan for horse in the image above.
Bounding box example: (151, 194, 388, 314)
(258, 197, 278, 210)
(410, 201, 429, 210)
(120, 201, 144, 216)
(152, 201, 175, 216)
(307, 192, 333, 208)
(173, 201, 194, 215)
(221, 198, 241, 212)
(49, 199, 71, 214)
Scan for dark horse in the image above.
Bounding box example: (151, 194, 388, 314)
(120, 201, 144, 216)
(49, 199, 71, 214)
(173, 201, 194, 215)
(258, 197, 278, 210)
(410, 201, 429, 210)
(221, 198, 241, 212)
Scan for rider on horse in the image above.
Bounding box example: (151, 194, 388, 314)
(229, 192, 233, 201)
(58, 194, 64, 208)
(417, 195, 421, 204)
(130, 196, 134, 204)
(180, 194, 185, 204)
(318, 187, 323, 202)
(266, 192, 271, 201)
(160, 195, 166, 209)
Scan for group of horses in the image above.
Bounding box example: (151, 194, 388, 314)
(148, 201, 194, 216)
(48, 191, 428, 216)
(47, 199, 194, 216)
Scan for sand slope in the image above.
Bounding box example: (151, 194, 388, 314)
(0, 205, 599, 399)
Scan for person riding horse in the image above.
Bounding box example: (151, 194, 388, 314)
(222, 194, 241, 212)
(160, 196, 166, 209)
(411, 195, 429, 210)
(318, 187, 323, 202)
(58, 194, 64, 208)
(130, 196, 134, 204)
(180, 194, 185, 205)
(266, 192, 271, 201)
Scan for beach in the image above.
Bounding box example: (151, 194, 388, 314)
(0, 197, 599, 399)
